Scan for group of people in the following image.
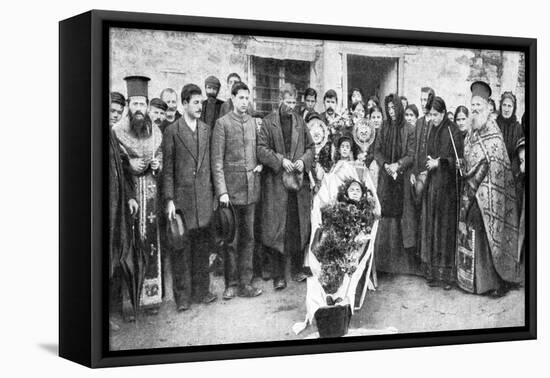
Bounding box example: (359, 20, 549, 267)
(108, 70, 526, 328)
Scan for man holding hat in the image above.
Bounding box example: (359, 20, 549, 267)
(162, 83, 217, 311)
(200, 75, 225, 129)
(456, 80, 522, 297)
(257, 83, 315, 289)
(211, 81, 263, 299)
(113, 75, 164, 314)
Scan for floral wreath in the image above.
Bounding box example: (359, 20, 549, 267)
(313, 178, 377, 294)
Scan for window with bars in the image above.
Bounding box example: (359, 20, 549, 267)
(252, 57, 311, 117)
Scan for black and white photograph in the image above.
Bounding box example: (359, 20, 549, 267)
(107, 25, 528, 351)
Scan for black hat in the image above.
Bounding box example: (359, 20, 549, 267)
(470, 81, 492, 100)
(167, 211, 186, 250)
(150, 98, 168, 111)
(282, 170, 304, 192)
(110, 91, 126, 107)
(214, 203, 237, 245)
(205, 75, 221, 90)
(124, 75, 150, 98)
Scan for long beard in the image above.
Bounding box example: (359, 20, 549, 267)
(471, 108, 490, 130)
(129, 111, 152, 139)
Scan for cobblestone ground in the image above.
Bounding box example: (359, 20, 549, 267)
(110, 273, 525, 350)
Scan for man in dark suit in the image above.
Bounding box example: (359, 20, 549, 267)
(257, 83, 315, 290)
(162, 83, 217, 311)
(211, 81, 263, 299)
(200, 75, 224, 129)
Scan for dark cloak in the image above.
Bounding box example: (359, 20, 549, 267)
(373, 94, 418, 274)
(420, 116, 463, 282)
(109, 129, 145, 314)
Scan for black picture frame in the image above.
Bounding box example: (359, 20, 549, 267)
(59, 9, 537, 368)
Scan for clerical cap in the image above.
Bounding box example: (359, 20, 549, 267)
(205, 75, 221, 90)
(110, 91, 126, 107)
(150, 98, 168, 111)
(124, 75, 150, 98)
(470, 80, 492, 100)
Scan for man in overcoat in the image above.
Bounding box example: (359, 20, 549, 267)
(211, 81, 263, 299)
(109, 91, 139, 325)
(257, 83, 315, 290)
(162, 83, 217, 311)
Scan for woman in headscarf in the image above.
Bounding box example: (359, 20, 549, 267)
(495, 91, 524, 202)
(365, 105, 384, 189)
(404, 104, 419, 127)
(373, 93, 417, 275)
(420, 96, 463, 289)
(402, 104, 420, 257)
(454, 105, 470, 139)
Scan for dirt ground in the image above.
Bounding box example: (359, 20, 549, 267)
(110, 272, 524, 350)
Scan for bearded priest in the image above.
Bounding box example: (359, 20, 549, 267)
(457, 80, 523, 298)
(113, 75, 164, 313)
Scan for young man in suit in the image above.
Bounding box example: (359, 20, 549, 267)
(162, 83, 217, 311)
(211, 81, 263, 299)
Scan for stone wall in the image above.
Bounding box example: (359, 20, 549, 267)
(110, 28, 525, 118)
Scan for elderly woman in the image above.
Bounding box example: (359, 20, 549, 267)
(405, 104, 419, 127)
(496, 92, 524, 187)
(420, 96, 463, 290)
(373, 94, 417, 275)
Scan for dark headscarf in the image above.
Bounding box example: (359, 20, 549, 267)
(497, 91, 518, 123)
(381, 93, 405, 163)
(496, 91, 524, 165)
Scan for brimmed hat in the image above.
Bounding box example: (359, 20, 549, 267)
(282, 170, 304, 192)
(167, 211, 186, 250)
(214, 202, 237, 245)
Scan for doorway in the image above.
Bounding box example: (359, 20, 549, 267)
(346, 55, 400, 111)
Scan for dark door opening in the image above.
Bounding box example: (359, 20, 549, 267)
(347, 55, 399, 110)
